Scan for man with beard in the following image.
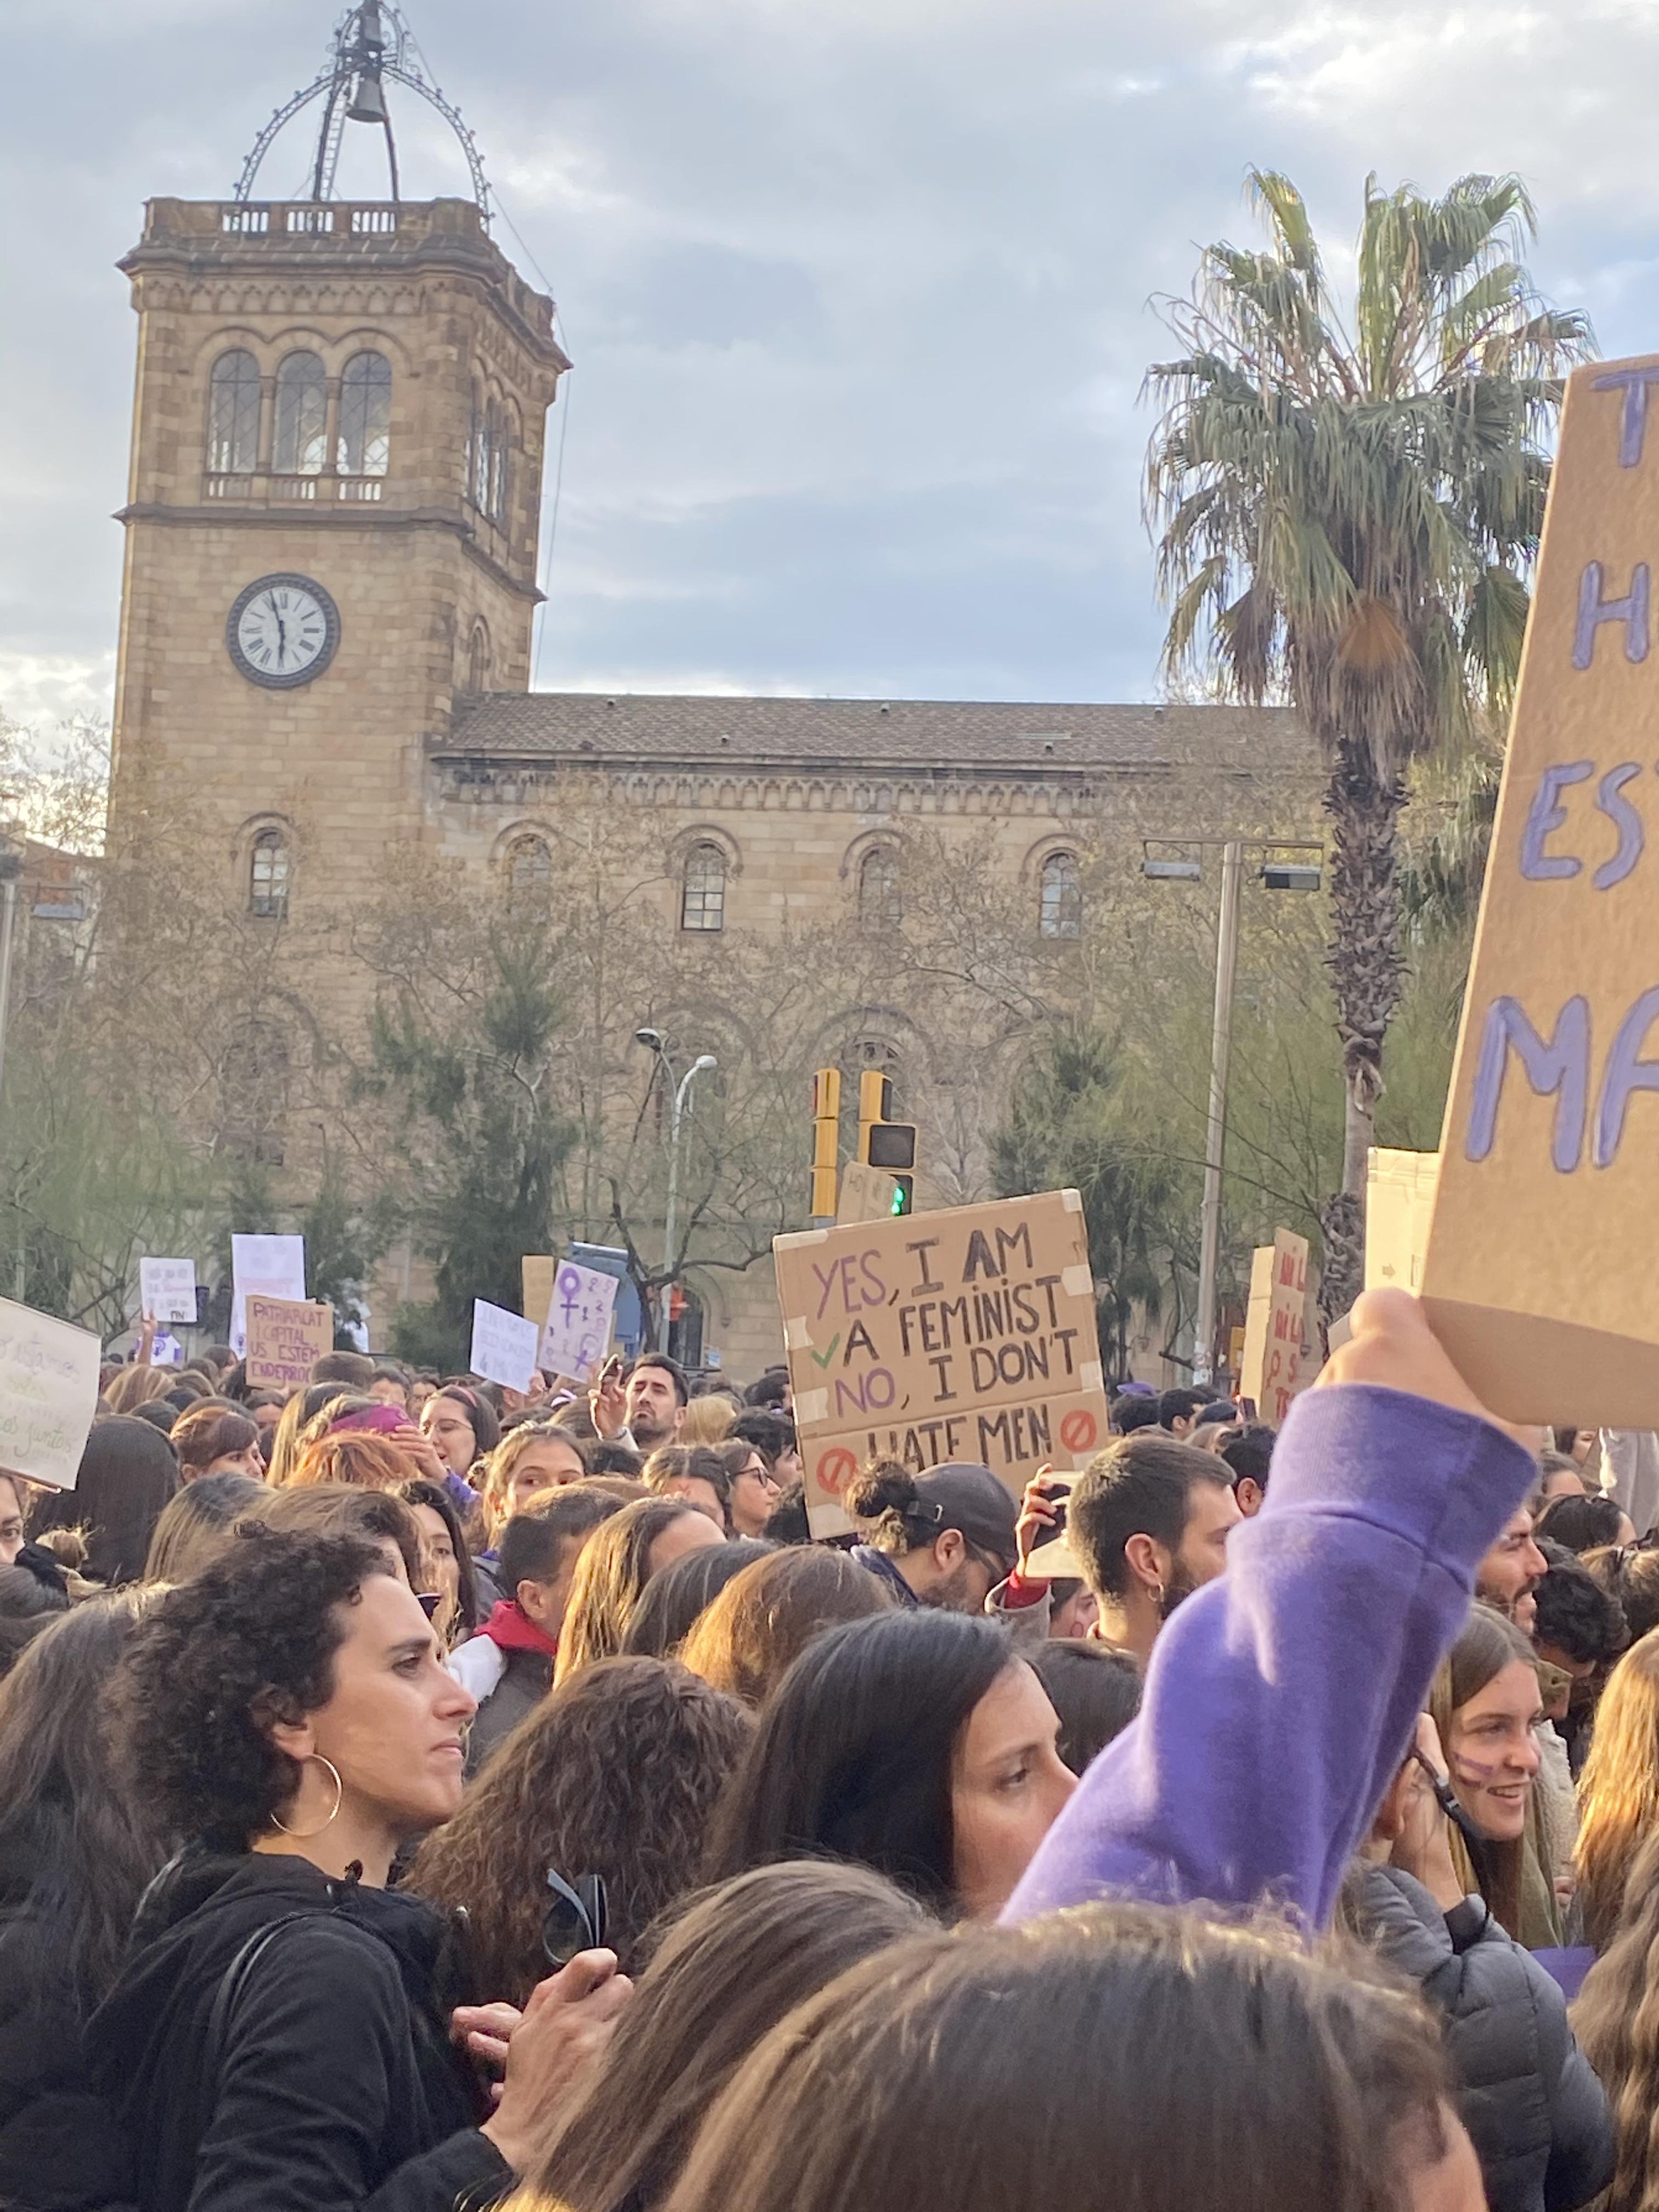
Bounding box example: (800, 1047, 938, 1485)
(1475, 1502, 1548, 1633)
(589, 1350, 689, 1454)
(1061, 1432, 1241, 1664)
(842, 1462, 1019, 1611)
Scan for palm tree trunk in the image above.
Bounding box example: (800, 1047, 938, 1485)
(1319, 734, 1407, 1319)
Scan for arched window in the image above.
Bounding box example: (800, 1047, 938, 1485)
(470, 385, 492, 511)
(273, 352, 327, 475)
(207, 349, 261, 475)
(467, 620, 492, 691)
(680, 842, 726, 933)
(489, 402, 512, 524)
(506, 833, 551, 909)
(858, 846, 901, 930)
(336, 350, 391, 476)
(1039, 850, 1082, 939)
(249, 829, 290, 921)
(222, 1020, 290, 1166)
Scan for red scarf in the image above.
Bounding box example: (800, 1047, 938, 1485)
(479, 1599, 557, 1658)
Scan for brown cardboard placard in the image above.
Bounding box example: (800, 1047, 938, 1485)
(1365, 1148, 1440, 1295)
(521, 1255, 556, 1328)
(245, 1295, 335, 1391)
(1421, 353, 1659, 1424)
(1237, 1229, 1309, 1426)
(836, 1161, 900, 1225)
(774, 1189, 1110, 1538)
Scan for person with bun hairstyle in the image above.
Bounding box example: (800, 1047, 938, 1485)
(843, 1462, 1017, 1612)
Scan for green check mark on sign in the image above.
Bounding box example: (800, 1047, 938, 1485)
(810, 1334, 841, 1369)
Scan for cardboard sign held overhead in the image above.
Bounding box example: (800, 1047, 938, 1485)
(1238, 1229, 1310, 1425)
(1365, 1150, 1440, 1295)
(0, 1296, 101, 1491)
(139, 1257, 197, 1327)
(470, 1299, 541, 1395)
(774, 1188, 1109, 1539)
(539, 1262, 619, 1382)
(522, 1256, 557, 1329)
(836, 1161, 900, 1225)
(1422, 353, 1659, 1424)
(244, 1296, 334, 1392)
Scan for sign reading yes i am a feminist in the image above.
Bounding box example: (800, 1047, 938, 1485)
(1423, 353, 1659, 1423)
(774, 1189, 1110, 1539)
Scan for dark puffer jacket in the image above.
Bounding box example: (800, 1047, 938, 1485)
(85, 1849, 510, 2212)
(1350, 1863, 1615, 2212)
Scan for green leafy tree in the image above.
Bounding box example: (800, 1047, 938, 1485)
(1147, 170, 1592, 1309)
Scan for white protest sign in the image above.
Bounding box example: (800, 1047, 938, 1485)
(539, 1261, 619, 1381)
(471, 1298, 541, 1393)
(151, 1331, 184, 1367)
(0, 1296, 102, 1491)
(230, 1233, 306, 1357)
(139, 1257, 198, 1327)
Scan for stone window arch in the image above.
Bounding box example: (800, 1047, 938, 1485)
(858, 845, 902, 931)
(207, 349, 261, 475)
(488, 397, 511, 524)
(680, 841, 727, 933)
(506, 832, 552, 909)
(467, 619, 492, 692)
(336, 349, 391, 476)
(249, 828, 290, 921)
(1039, 850, 1082, 939)
(273, 351, 327, 474)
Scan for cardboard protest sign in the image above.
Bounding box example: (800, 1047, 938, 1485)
(139, 1257, 197, 1327)
(1365, 1149, 1440, 1295)
(539, 1262, 618, 1381)
(1238, 1229, 1309, 1426)
(522, 1255, 556, 1329)
(230, 1233, 306, 1357)
(774, 1189, 1109, 1538)
(836, 1162, 900, 1225)
(470, 1299, 540, 1394)
(0, 1296, 101, 1490)
(245, 1296, 334, 1391)
(1421, 353, 1659, 1423)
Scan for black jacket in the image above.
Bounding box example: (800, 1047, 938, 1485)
(1351, 1863, 1615, 2212)
(0, 1828, 136, 2211)
(467, 1647, 554, 1775)
(85, 1850, 511, 2212)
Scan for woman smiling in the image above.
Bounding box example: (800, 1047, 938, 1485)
(1429, 1606, 1561, 1946)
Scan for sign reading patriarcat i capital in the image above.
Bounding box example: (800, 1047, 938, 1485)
(774, 1189, 1110, 1538)
(1423, 352, 1659, 1424)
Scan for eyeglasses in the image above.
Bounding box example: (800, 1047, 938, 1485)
(542, 1867, 608, 1968)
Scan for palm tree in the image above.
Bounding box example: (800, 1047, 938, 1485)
(1147, 170, 1592, 1310)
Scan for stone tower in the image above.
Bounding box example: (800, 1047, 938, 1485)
(107, 11, 568, 941)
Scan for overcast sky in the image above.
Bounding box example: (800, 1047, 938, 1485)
(2, 0, 1657, 729)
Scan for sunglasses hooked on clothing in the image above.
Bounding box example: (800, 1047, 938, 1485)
(542, 1868, 608, 1968)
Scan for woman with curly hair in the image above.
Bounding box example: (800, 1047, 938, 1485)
(86, 1528, 618, 2212)
(553, 1498, 725, 1685)
(405, 1656, 749, 2000)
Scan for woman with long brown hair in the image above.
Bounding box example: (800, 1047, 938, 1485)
(553, 1498, 724, 1685)
(679, 1547, 891, 1706)
(405, 1656, 749, 2000)
(1573, 1825, 1659, 2212)
(1575, 1630, 1659, 1951)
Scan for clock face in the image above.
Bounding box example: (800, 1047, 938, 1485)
(225, 573, 340, 689)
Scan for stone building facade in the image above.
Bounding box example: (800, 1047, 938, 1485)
(104, 189, 1317, 1375)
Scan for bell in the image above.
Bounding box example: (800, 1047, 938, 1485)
(346, 67, 389, 125)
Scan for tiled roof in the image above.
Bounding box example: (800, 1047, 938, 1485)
(440, 692, 1312, 775)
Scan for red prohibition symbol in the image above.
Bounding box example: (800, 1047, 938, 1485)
(1058, 1408, 1098, 1455)
(818, 1446, 858, 1495)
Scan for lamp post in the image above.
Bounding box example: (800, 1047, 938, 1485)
(635, 1031, 719, 1353)
(0, 845, 22, 1115)
(1143, 838, 1323, 1386)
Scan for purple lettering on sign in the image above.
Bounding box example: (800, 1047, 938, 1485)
(1594, 985, 1659, 1167)
(1466, 994, 1590, 1173)
(1592, 366, 1659, 469)
(1519, 761, 1593, 879)
(1593, 764, 1646, 890)
(1574, 562, 1651, 670)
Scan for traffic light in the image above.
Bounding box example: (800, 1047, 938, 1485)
(857, 1069, 916, 1214)
(810, 1066, 841, 1217)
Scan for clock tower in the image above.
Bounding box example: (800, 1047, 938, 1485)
(107, 4, 569, 962)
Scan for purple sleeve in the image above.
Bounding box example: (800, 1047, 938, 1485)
(1002, 1383, 1537, 1931)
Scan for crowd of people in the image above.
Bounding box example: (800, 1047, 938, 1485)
(8, 1293, 1659, 2208)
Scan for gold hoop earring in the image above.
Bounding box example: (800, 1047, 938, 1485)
(270, 1754, 343, 1839)
(1148, 1581, 1165, 1610)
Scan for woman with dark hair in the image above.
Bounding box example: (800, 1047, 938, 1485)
(714, 1437, 781, 1539)
(171, 1404, 265, 1483)
(620, 1538, 774, 1661)
(420, 1385, 500, 1479)
(30, 1417, 179, 1587)
(523, 1862, 928, 2212)
(144, 1472, 270, 1583)
(397, 1478, 480, 1649)
(0, 1556, 71, 1679)
(640, 1446, 732, 1532)
(1428, 1605, 1560, 1946)
(1538, 1492, 1637, 1555)
(679, 1547, 891, 1706)
(660, 1904, 1482, 2212)
(0, 1595, 168, 2206)
(1028, 1639, 1142, 1774)
(704, 1610, 1075, 1917)
(554, 1497, 725, 1685)
(86, 1528, 612, 2211)
(0, 1472, 25, 1569)
(406, 1656, 750, 1997)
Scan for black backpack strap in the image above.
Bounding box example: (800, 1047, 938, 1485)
(194, 1910, 384, 2147)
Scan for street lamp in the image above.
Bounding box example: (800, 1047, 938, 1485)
(1142, 837, 1323, 1386)
(635, 1031, 719, 1352)
(0, 843, 23, 1115)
